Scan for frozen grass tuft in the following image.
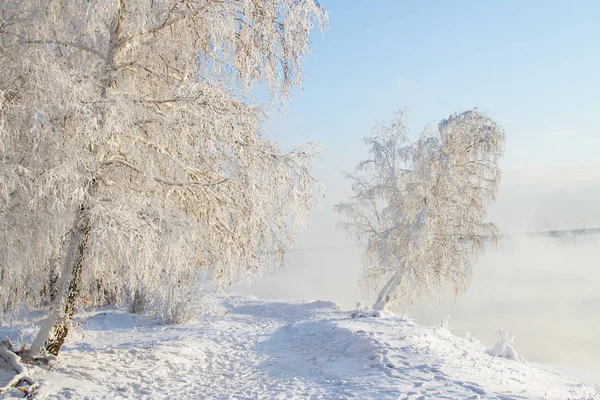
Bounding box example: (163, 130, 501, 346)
(152, 281, 206, 325)
(350, 302, 382, 318)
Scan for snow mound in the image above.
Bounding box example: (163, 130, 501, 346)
(0, 296, 597, 399)
(486, 329, 525, 362)
(303, 300, 340, 310)
(0, 357, 16, 392)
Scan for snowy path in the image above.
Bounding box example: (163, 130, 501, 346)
(0, 296, 598, 399)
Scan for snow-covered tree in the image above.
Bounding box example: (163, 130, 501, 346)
(336, 109, 505, 311)
(0, 0, 326, 356)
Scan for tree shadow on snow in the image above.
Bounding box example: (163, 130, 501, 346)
(225, 296, 340, 322)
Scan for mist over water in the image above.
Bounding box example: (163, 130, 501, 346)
(238, 235, 600, 374)
(236, 164, 600, 375)
(408, 235, 600, 374)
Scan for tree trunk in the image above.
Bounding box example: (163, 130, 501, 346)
(372, 271, 402, 311)
(48, 253, 59, 304)
(30, 2, 123, 357)
(30, 201, 92, 356)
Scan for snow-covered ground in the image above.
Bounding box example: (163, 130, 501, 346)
(1, 296, 599, 399)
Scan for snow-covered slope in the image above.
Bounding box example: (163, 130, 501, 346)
(1, 296, 598, 399)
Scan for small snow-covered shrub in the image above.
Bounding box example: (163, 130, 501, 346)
(440, 314, 451, 329)
(152, 279, 205, 325)
(486, 329, 525, 362)
(128, 289, 150, 315)
(350, 302, 382, 318)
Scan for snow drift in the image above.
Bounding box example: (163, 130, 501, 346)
(0, 296, 598, 399)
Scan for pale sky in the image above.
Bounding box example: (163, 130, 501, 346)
(271, 1, 600, 166)
(264, 0, 600, 241)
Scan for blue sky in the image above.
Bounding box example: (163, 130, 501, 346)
(259, 0, 600, 249)
(270, 0, 600, 174)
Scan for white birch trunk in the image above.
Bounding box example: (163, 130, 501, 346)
(30, 202, 91, 356)
(372, 271, 402, 311)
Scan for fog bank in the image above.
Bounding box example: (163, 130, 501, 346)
(236, 162, 600, 374)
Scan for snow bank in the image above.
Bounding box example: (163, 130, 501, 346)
(0, 296, 597, 399)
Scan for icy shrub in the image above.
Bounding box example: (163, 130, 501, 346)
(350, 302, 382, 318)
(486, 329, 524, 362)
(128, 289, 150, 315)
(152, 279, 205, 325)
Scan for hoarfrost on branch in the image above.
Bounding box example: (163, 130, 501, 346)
(0, 0, 327, 355)
(336, 109, 504, 310)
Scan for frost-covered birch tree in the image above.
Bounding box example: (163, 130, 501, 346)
(336, 109, 505, 311)
(0, 0, 326, 356)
